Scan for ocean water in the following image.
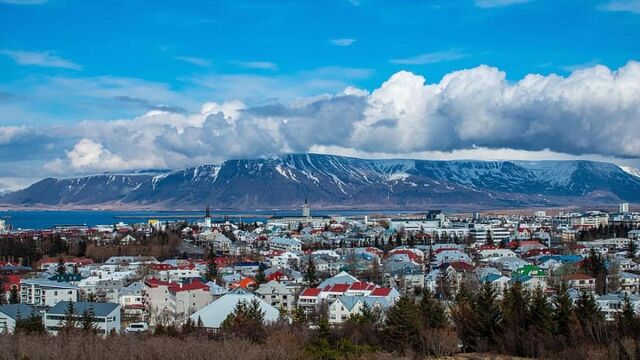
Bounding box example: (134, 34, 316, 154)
(0, 209, 411, 230)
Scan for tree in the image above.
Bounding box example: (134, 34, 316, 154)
(221, 299, 266, 343)
(304, 257, 318, 288)
(255, 266, 266, 285)
(617, 294, 638, 338)
(15, 312, 44, 334)
(206, 259, 218, 283)
(553, 283, 574, 337)
(472, 282, 503, 351)
(528, 286, 554, 336)
(0, 278, 5, 305)
(56, 257, 66, 276)
(628, 241, 638, 259)
(500, 282, 530, 356)
(419, 288, 447, 328)
(383, 295, 421, 355)
(9, 286, 19, 304)
(62, 301, 78, 331)
(485, 230, 493, 246)
(80, 306, 98, 332)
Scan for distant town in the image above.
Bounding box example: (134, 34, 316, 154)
(1, 201, 640, 358)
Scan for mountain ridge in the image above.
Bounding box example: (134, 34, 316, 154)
(2, 153, 640, 210)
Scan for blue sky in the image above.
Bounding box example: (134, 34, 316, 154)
(1, 0, 640, 189)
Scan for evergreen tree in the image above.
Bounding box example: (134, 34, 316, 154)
(221, 299, 266, 342)
(501, 282, 530, 355)
(528, 286, 554, 336)
(628, 241, 638, 259)
(80, 306, 98, 332)
(617, 294, 638, 337)
(9, 286, 19, 304)
(304, 257, 318, 288)
(0, 278, 5, 305)
(472, 282, 503, 350)
(206, 259, 218, 283)
(255, 266, 266, 285)
(383, 295, 421, 354)
(485, 230, 493, 246)
(15, 312, 45, 334)
(553, 283, 574, 337)
(575, 291, 603, 327)
(62, 301, 78, 331)
(292, 306, 308, 326)
(56, 257, 66, 276)
(419, 288, 447, 328)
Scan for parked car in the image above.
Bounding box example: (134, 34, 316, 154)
(125, 322, 148, 333)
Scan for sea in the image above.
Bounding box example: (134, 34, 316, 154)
(0, 209, 415, 230)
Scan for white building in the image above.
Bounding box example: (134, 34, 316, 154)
(255, 280, 295, 313)
(20, 279, 79, 307)
(269, 237, 302, 253)
(44, 301, 120, 335)
(0, 304, 40, 334)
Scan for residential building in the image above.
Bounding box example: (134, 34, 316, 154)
(44, 301, 120, 335)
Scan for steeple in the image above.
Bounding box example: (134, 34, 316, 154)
(302, 198, 310, 218)
(205, 205, 211, 218)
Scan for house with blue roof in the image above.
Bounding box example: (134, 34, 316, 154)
(44, 301, 120, 335)
(0, 304, 40, 334)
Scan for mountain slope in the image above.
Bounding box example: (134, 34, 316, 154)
(3, 154, 640, 209)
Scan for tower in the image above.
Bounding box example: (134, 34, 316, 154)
(204, 205, 212, 228)
(302, 198, 310, 218)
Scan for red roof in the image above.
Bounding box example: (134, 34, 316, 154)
(150, 264, 175, 271)
(1, 275, 21, 291)
(169, 280, 209, 292)
(144, 278, 173, 288)
(348, 281, 376, 291)
(446, 261, 475, 272)
(370, 287, 392, 297)
(434, 247, 462, 254)
(300, 288, 321, 297)
(326, 284, 349, 293)
(266, 271, 286, 282)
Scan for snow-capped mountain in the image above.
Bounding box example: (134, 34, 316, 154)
(620, 166, 640, 179)
(3, 153, 640, 209)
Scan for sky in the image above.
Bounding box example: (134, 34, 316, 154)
(1, 0, 640, 191)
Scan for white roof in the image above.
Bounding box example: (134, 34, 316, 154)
(189, 288, 279, 329)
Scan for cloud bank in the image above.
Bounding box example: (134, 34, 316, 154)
(2, 61, 640, 184)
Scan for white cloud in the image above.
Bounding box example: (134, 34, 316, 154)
(474, 0, 531, 8)
(233, 61, 278, 70)
(600, 0, 640, 14)
(175, 56, 212, 67)
(390, 50, 468, 65)
(0, 49, 81, 70)
(330, 38, 356, 46)
(0, 126, 28, 144)
(4, 61, 640, 179)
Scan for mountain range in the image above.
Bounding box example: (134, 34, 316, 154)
(2, 153, 640, 210)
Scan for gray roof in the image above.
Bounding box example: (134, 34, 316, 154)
(21, 278, 80, 289)
(0, 304, 39, 320)
(47, 301, 119, 317)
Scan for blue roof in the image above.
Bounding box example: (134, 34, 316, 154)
(47, 301, 119, 317)
(481, 273, 505, 283)
(538, 255, 581, 264)
(0, 304, 39, 320)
